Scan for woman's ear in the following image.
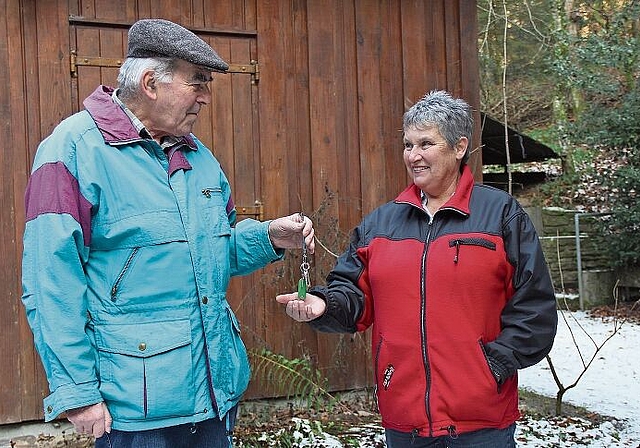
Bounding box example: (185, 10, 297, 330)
(455, 137, 469, 160)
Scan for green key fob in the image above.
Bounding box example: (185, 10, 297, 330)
(297, 277, 307, 299)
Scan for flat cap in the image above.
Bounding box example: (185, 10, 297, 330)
(127, 18, 228, 72)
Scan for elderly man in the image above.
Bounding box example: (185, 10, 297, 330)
(21, 18, 314, 448)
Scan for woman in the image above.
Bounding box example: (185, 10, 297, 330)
(277, 90, 557, 447)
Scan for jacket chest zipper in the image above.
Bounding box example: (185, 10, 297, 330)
(421, 222, 434, 435)
(449, 237, 497, 263)
(111, 247, 139, 302)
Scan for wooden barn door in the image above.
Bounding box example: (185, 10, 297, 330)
(68, 14, 268, 370)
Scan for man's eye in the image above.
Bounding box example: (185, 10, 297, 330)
(187, 81, 210, 91)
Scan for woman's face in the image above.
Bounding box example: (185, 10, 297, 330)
(402, 125, 467, 197)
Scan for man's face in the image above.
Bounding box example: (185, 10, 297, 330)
(149, 60, 213, 138)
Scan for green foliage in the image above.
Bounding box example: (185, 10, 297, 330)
(599, 159, 640, 267)
(554, 1, 640, 268)
(526, 126, 565, 155)
(551, 1, 640, 149)
(479, 1, 640, 268)
(249, 348, 335, 410)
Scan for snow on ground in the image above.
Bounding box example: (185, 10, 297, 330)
(518, 309, 640, 447)
(239, 309, 640, 447)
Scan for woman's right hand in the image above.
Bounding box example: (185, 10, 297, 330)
(275, 293, 326, 322)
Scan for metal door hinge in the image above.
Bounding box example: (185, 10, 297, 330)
(228, 60, 260, 84)
(70, 51, 259, 83)
(236, 200, 264, 221)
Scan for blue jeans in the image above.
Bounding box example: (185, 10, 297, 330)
(385, 423, 516, 448)
(95, 406, 238, 448)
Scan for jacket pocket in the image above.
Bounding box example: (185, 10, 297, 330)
(223, 304, 250, 399)
(110, 247, 140, 303)
(479, 339, 503, 392)
(373, 335, 428, 430)
(200, 186, 232, 236)
(95, 319, 194, 421)
(448, 237, 496, 264)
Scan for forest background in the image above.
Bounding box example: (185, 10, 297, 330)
(477, 0, 640, 270)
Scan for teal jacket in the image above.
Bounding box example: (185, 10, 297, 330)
(21, 85, 282, 431)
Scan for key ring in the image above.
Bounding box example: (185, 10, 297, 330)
(297, 213, 311, 299)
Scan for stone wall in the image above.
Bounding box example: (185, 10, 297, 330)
(524, 206, 616, 306)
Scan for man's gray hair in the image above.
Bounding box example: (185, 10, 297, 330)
(403, 90, 474, 164)
(117, 57, 176, 101)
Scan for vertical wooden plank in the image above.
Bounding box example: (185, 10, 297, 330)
(333, 2, 362, 235)
(231, 40, 259, 213)
(15, 0, 43, 423)
(79, 0, 96, 17)
(35, 0, 71, 137)
(444, 0, 462, 95)
(255, 0, 289, 360)
(228, 36, 266, 357)
(137, 0, 152, 18)
(204, 0, 232, 27)
(402, 0, 446, 103)
(9, 0, 74, 423)
(458, 0, 482, 180)
(306, 0, 347, 390)
(401, 0, 428, 105)
(353, 0, 391, 215)
(243, 0, 257, 31)
(192, 0, 205, 28)
(148, 0, 184, 24)
(0, 0, 24, 424)
(94, 0, 133, 88)
(378, 0, 409, 199)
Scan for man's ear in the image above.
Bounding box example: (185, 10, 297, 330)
(141, 71, 157, 99)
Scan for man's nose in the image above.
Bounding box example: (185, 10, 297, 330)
(197, 90, 212, 105)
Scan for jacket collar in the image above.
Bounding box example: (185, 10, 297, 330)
(83, 85, 197, 151)
(395, 164, 474, 216)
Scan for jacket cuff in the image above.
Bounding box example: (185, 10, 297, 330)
(486, 355, 511, 385)
(43, 382, 103, 422)
(307, 287, 357, 333)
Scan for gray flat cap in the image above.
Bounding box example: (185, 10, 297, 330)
(127, 18, 228, 72)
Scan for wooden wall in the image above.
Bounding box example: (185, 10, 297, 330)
(0, 0, 480, 424)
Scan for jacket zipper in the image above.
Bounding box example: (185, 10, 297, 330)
(421, 222, 434, 436)
(449, 237, 496, 263)
(439, 425, 458, 438)
(479, 339, 503, 393)
(110, 247, 140, 302)
(373, 336, 384, 410)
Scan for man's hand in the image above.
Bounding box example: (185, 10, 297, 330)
(66, 402, 112, 439)
(268, 213, 315, 253)
(276, 292, 326, 322)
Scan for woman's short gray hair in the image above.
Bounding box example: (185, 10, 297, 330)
(117, 57, 176, 101)
(403, 90, 474, 164)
